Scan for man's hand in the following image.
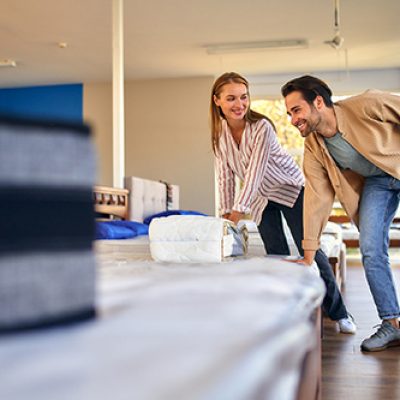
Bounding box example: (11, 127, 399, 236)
(284, 256, 309, 265)
(284, 250, 316, 266)
(302, 250, 316, 265)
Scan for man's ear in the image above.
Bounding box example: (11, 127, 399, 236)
(314, 95, 324, 110)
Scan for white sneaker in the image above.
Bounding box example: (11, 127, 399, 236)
(338, 315, 357, 334)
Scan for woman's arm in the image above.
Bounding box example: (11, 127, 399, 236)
(233, 120, 271, 214)
(215, 146, 235, 217)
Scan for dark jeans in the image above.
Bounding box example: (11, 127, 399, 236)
(257, 188, 348, 321)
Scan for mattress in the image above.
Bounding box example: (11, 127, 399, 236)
(0, 117, 96, 331)
(0, 256, 325, 400)
(341, 225, 400, 241)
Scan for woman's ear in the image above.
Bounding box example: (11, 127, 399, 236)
(213, 94, 220, 106)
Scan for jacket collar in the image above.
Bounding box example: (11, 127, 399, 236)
(333, 103, 348, 138)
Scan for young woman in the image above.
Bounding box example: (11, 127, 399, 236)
(210, 72, 356, 333)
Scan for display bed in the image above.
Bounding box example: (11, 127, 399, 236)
(0, 253, 324, 400)
(329, 214, 400, 248)
(0, 177, 325, 400)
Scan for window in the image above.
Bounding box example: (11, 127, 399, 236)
(252, 99, 304, 166)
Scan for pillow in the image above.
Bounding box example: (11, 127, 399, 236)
(143, 210, 207, 225)
(95, 221, 149, 240)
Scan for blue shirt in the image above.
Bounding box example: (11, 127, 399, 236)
(324, 132, 387, 177)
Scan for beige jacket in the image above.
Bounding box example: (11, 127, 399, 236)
(303, 90, 400, 251)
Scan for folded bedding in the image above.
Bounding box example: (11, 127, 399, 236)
(95, 221, 149, 240)
(149, 215, 247, 262)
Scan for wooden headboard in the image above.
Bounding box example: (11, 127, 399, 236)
(93, 177, 180, 222)
(93, 185, 129, 220)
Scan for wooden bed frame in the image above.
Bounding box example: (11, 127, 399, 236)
(93, 185, 129, 220)
(94, 177, 180, 223)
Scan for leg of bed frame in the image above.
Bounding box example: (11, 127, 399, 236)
(296, 307, 322, 400)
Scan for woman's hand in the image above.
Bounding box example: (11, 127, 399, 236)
(227, 211, 245, 225)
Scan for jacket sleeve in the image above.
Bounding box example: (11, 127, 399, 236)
(380, 92, 400, 126)
(215, 147, 235, 216)
(302, 140, 336, 251)
(233, 120, 270, 213)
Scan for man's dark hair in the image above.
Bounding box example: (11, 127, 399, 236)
(281, 75, 334, 107)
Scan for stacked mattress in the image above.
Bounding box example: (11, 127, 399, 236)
(0, 117, 97, 332)
(238, 219, 300, 257)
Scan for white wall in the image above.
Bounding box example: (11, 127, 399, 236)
(83, 76, 215, 215)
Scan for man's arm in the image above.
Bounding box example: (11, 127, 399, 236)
(302, 139, 336, 262)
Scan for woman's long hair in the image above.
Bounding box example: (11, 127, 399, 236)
(210, 72, 275, 155)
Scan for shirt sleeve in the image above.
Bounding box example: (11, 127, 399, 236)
(215, 144, 235, 216)
(302, 140, 336, 251)
(233, 119, 270, 213)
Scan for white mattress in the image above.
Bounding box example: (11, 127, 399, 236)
(0, 248, 325, 400)
(95, 231, 266, 262)
(341, 224, 400, 241)
(238, 219, 300, 257)
(320, 233, 341, 258)
(95, 235, 152, 263)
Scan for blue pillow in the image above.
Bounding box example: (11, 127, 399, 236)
(143, 210, 207, 225)
(95, 221, 149, 240)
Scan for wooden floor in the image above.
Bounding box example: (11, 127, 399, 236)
(322, 258, 400, 400)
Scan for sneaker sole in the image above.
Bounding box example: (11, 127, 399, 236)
(340, 330, 356, 334)
(361, 339, 400, 352)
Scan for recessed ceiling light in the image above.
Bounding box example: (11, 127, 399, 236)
(205, 39, 308, 55)
(0, 59, 16, 67)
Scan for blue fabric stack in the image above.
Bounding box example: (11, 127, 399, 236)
(95, 210, 206, 240)
(0, 117, 97, 332)
(95, 220, 149, 239)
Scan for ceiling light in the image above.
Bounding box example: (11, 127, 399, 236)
(324, 0, 344, 49)
(0, 59, 16, 67)
(205, 39, 308, 55)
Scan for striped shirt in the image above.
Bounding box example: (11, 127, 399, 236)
(216, 118, 304, 224)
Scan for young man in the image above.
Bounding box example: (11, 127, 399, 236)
(281, 75, 400, 352)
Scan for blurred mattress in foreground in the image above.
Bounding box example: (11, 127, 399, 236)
(0, 117, 96, 332)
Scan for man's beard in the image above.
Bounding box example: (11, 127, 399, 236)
(303, 108, 322, 136)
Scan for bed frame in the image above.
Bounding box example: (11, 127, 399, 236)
(93, 177, 180, 222)
(93, 185, 129, 220)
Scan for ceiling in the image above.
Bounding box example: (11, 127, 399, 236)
(1, 0, 399, 87)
